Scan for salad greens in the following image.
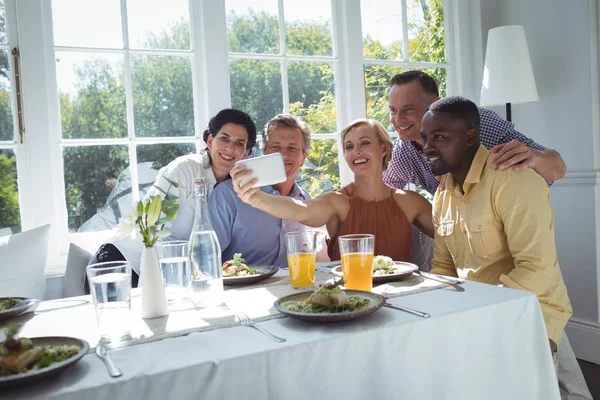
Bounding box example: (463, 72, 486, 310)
(0, 298, 21, 311)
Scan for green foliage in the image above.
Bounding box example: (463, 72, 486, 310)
(0, 152, 19, 229)
(408, 0, 446, 96)
(228, 10, 279, 54)
(131, 21, 194, 138)
(0, 89, 14, 141)
(230, 58, 283, 131)
(286, 20, 333, 56)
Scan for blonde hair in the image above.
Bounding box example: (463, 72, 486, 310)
(262, 113, 311, 153)
(340, 119, 393, 170)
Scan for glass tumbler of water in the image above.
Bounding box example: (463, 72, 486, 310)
(86, 261, 132, 342)
(154, 240, 189, 301)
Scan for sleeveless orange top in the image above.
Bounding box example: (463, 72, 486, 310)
(327, 190, 412, 262)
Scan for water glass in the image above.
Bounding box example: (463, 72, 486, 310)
(284, 230, 317, 290)
(338, 234, 375, 292)
(86, 261, 132, 342)
(154, 240, 189, 301)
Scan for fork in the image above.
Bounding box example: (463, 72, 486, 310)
(415, 271, 465, 292)
(235, 311, 286, 343)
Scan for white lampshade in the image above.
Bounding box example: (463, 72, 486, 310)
(480, 25, 539, 106)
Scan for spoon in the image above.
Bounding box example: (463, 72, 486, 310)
(96, 344, 122, 378)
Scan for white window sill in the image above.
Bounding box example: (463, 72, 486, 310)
(45, 253, 67, 277)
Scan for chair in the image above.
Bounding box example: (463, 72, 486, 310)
(411, 225, 433, 272)
(63, 243, 93, 297)
(0, 224, 50, 299)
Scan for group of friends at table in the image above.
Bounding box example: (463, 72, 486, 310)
(92, 70, 591, 399)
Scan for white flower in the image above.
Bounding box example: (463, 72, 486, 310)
(113, 210, 138, 239)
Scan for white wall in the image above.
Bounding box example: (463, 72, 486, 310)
(479, 0, 600, 363)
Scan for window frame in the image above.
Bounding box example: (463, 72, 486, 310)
(0, 0, 25, 233)
(12, 0, 473, 274)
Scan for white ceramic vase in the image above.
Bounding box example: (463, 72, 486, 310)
(140, 246, 169, 319)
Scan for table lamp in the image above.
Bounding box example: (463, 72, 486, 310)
(480, 25, 539, 122)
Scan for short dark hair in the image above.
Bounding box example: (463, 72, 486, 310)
(203, 108, 257, 151)
(429, 96, 480, 132)
(390, 70, 439, 98)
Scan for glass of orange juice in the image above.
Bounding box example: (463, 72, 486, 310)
(284, 231, 318, 290)
(338, 234, 374, 292)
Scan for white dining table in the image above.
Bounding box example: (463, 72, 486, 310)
(2, 279, 559, 400)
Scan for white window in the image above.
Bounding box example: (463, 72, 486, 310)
(0, 0, 21, 235)
(226, 0, 340, 197)
(361, 0, 448, 131)
(52, 0, 199, 233)
(10, 0, 457, 272)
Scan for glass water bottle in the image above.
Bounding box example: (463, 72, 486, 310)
(187, 178, 223, 307)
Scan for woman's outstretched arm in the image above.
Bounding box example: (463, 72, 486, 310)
(231, 165, 339, 228)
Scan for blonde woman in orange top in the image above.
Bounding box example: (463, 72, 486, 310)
(230, 118, 434, 261)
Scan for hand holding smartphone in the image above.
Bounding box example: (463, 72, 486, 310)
(234, 153, 287, 188)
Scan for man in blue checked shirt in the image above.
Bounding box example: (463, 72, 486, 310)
(383, 71, 566, 195)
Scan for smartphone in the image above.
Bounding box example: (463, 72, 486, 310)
(234, 153, 287, 188)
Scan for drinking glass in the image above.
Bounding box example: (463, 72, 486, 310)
(338, 234, 375, 292)
(154, 240, 189, 301)
(86, 261, 132, 342)
(284, 230, 317, 290)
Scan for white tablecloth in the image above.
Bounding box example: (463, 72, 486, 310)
(2, 281, 559, 400)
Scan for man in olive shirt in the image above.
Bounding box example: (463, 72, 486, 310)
(423, 96, 590, 399)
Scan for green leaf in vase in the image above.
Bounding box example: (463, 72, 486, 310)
(162, 198, 178, 215)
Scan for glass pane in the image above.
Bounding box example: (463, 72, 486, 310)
(0, 0, 7, 44)
(52, 0, 123, 48)
(284, 0, 332, 56)
(135, 143, 195, 212)
(63, 145, 129, 232)
(361, 0, 404, 61)
(408, 0, 445, 63)
(127, 0, 190, 50)
(131, 55, 194, 138)
(136, 143, 196, 172)
(297, 139, 339, 198)
(226, 0, 279, 54)
(56, 52, 126, 139)
(0, 49, 14, 142)
(0, 149, 20, 234)
(364, 63, 403, 130)
(288, 61, 336, 134)
(230, 59, 282, 133)
(410, 66, 447, 97)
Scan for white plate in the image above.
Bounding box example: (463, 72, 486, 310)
(332, 261, 419, 284)
(0, 297, 31, 321)
(0, 336, 89, 389)
(223, 266, 279, 286)
(274, 290, 385, 322)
